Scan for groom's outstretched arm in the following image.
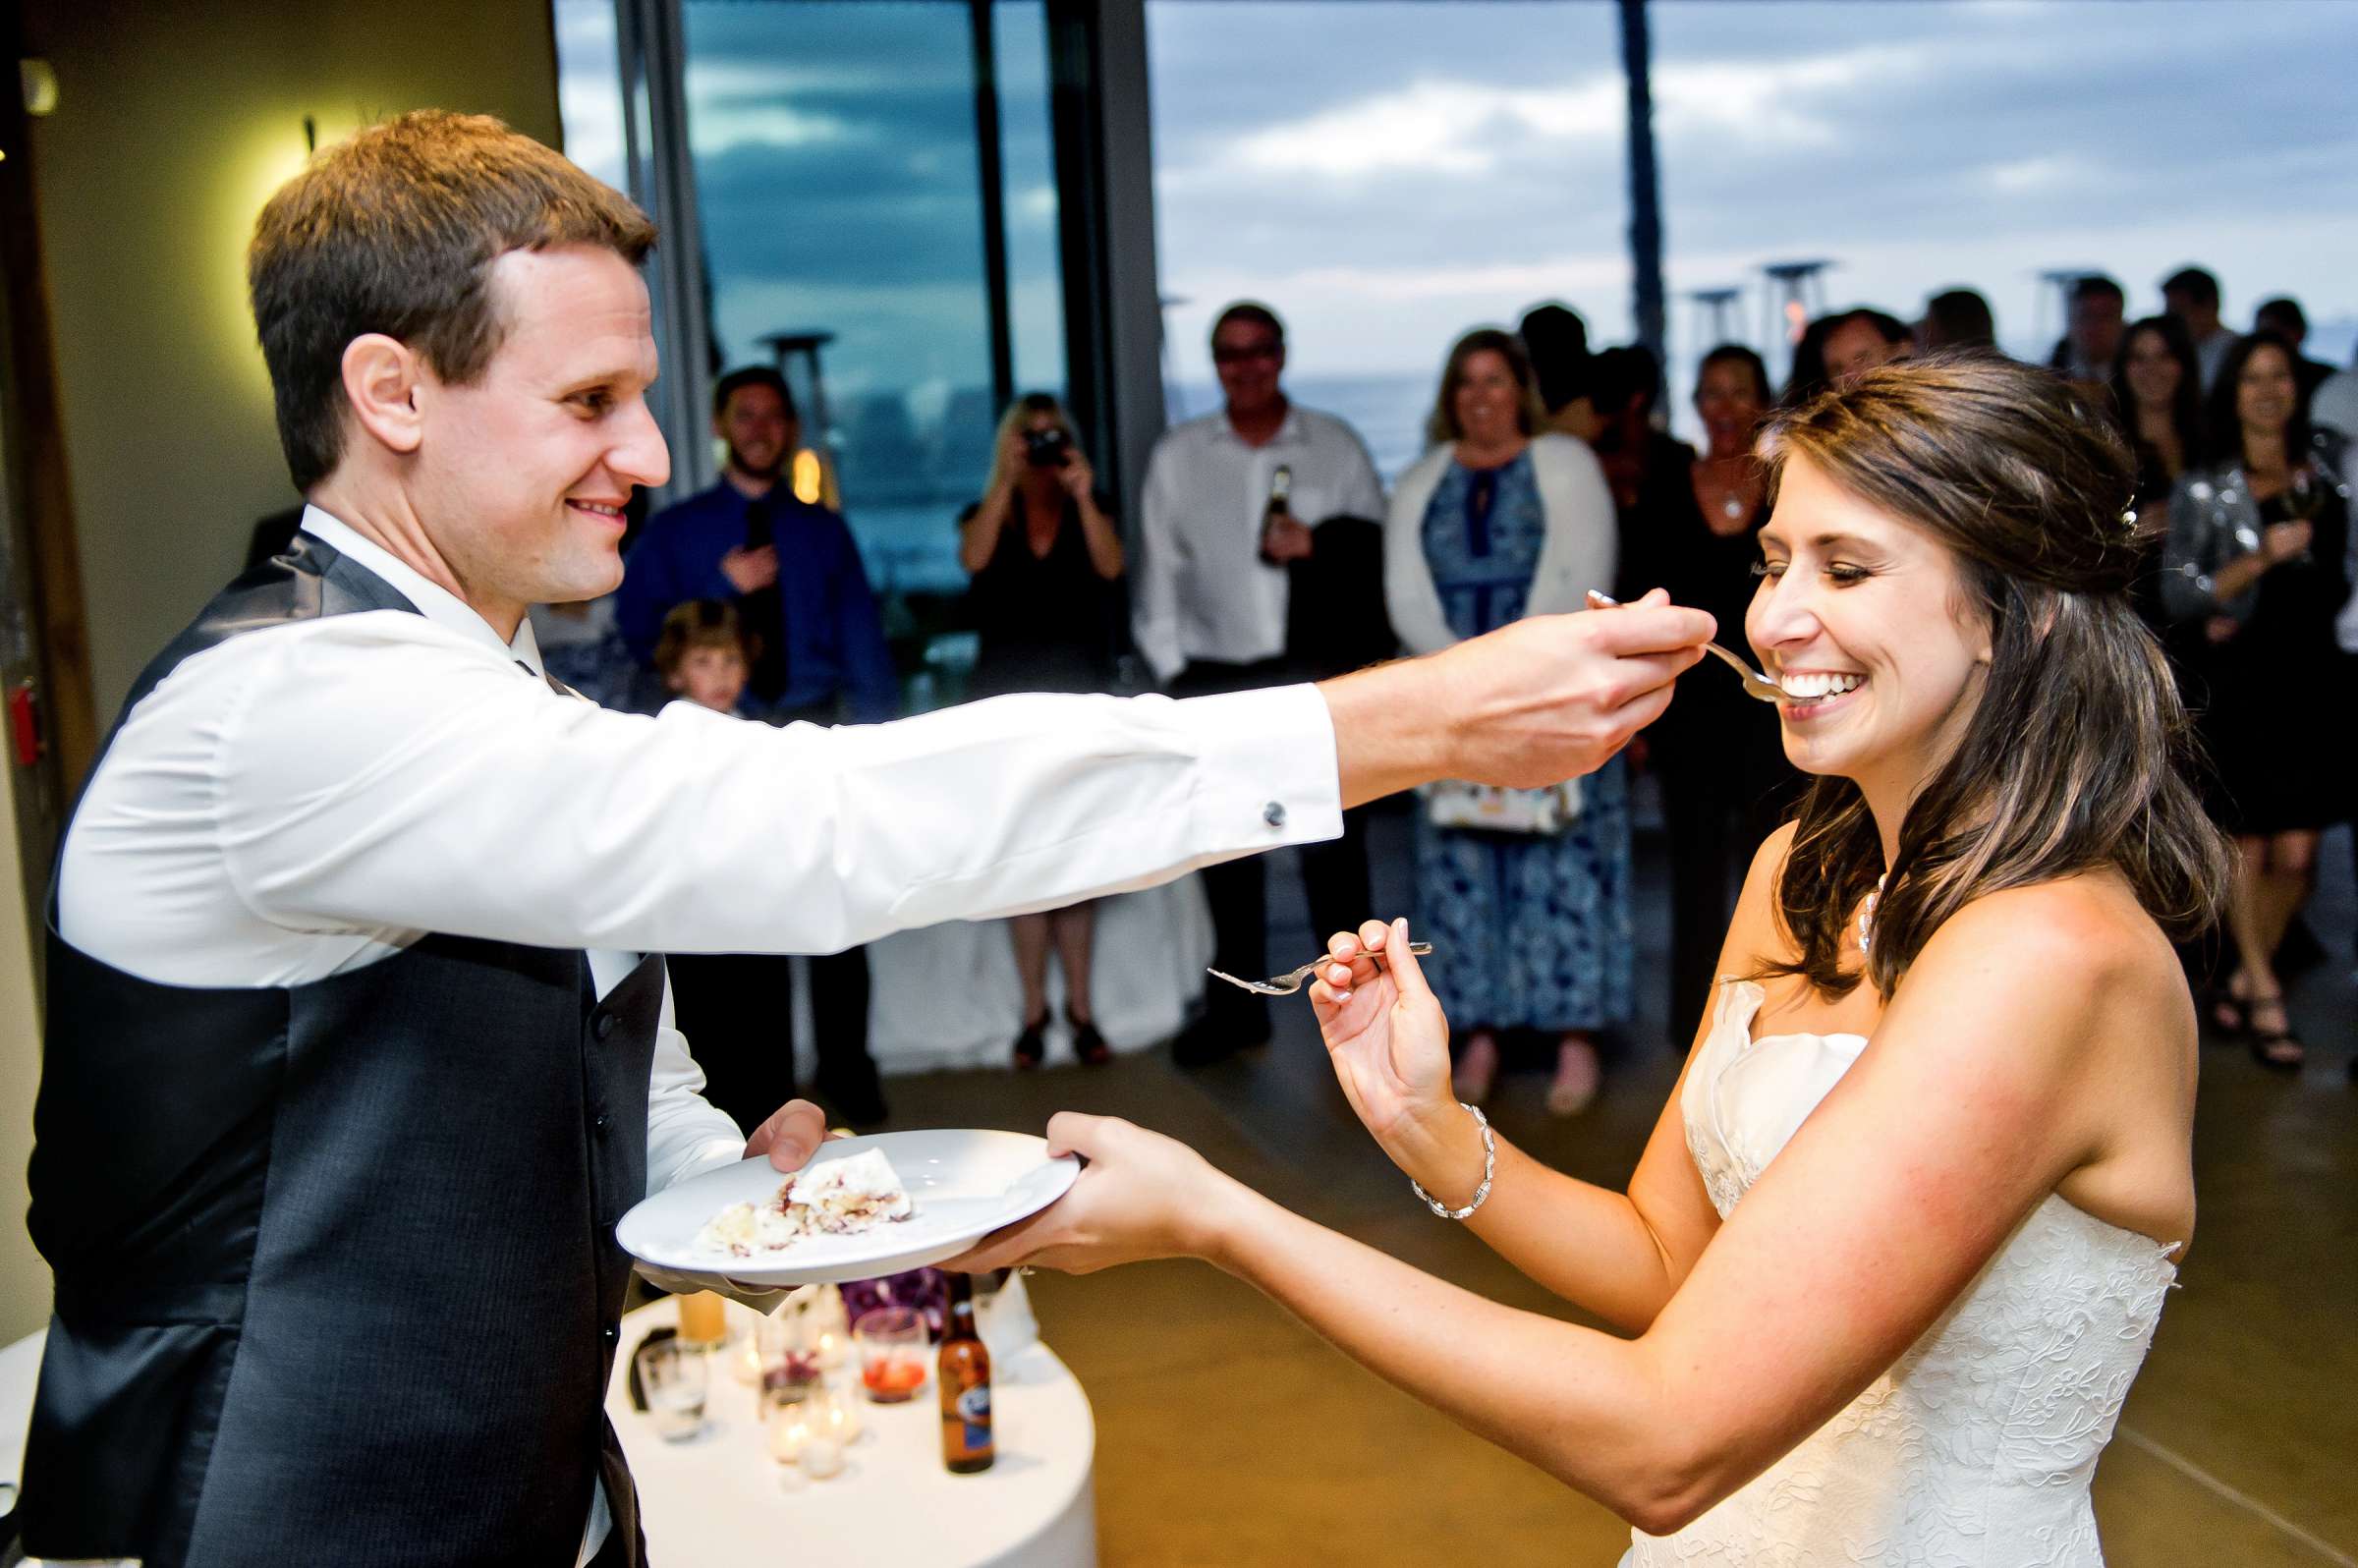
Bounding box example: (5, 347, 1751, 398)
(1323, 591, 1713, 808)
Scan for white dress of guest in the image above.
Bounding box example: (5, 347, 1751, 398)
(1381, 431, 1613, 655)
(1621, 980, 2177, 1566)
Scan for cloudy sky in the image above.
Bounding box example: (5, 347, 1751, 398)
(560, 0, 2358, 440)
(1151, 0, 2358, 389)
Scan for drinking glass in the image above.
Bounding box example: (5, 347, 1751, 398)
(636, 1336, 709, 1441)
(853, 1306, 927, 1403)
(675, 1289, 728, 1347)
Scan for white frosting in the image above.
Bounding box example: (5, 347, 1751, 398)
(695, 1148, 914, 1256)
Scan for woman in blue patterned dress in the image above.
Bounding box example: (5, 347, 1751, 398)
(1383, 328, 1628, 1113)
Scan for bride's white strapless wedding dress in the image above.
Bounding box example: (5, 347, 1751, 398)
(1619, 980, 2179, 1567)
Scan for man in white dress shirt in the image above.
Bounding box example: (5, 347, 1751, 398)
(18, 112, 1711, 1568)
(1134, 303, 1392, 1063)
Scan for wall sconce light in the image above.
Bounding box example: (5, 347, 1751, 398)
(21, 59, 60, 117)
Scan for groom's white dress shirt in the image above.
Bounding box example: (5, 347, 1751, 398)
(55, 505, 1343, 1563)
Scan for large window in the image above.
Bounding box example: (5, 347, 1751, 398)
(555, 0, 1072, 613)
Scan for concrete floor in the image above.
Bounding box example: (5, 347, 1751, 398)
(878, 803, 2358, 1567)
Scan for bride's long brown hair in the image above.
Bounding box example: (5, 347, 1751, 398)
(1753, 355, 2229, 1000)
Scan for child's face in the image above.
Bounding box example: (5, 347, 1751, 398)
(668, 644, 749, 712)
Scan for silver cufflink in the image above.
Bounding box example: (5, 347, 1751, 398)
(1263, 801, 1287, 828)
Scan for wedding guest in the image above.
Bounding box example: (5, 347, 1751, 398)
(649, 601, 877, 1128)
(1384, 328, 1626, 1115)
(2049, 274, 2125, 389)
(1134, 301, 1389, 1065)
(617, 366, 897, 728)
(22, 110, 1719, 1567)
(1521, 301, 1603, 442)
(1779, 314, 1835, 406)
(1621, 346, 1794, 1043)
(2112, 316, 2205, 503)
(2313, 355, 2358, 447)
(1818, 308, 1912, 389)
(967, 357, 2228, 1566)
(2108, 315, 2206, 649)
(619, 365, 896, 1122)
(2162, 265, 2238, 392)
(2252, 297, 2336, 414)
(959, 393, 1125, 1067)
(1919, 289, 1996, 354)
(2162, 332, 2354, 1068)
(1591, 345, 1684, 522)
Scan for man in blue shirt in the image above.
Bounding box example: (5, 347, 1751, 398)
(620, 366, 895, 1124)
(619, 367, 898, 726)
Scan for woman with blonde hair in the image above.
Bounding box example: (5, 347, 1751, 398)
(1383, 327, 1627, 1114)
(963, 356, 2226, 1565)
(958, 391, 1126, 1067)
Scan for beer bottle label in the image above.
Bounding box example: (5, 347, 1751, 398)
(956, 1383, 992, 1447)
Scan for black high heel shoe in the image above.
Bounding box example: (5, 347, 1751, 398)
(1069, 1011, 1112, 1067)
(2246, 994, 2305, 1072)
(1012, 1015, 1047, 1070)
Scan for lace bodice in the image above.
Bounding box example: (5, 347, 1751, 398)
(1620, 980, 2178, 1568)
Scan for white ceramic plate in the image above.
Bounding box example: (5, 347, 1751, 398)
(617, 1128, 1080, 1287)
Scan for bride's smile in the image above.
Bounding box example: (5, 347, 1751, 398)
(1748, 453, 1992, 811)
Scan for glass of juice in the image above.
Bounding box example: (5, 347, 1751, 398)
(853, 1307, 927, 1403)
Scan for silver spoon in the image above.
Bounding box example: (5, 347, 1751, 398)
(1585, 589, 1785, 704)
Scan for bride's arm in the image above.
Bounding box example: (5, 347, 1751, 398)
(1308, 826, 1800, 1332)
(954, 881, 2144, 1534)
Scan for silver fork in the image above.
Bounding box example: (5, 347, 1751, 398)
(1585, 589, 1785, 703)
(1208, 943, 1435, 996)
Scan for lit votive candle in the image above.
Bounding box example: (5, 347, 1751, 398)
(799, 1434, 845, 1480)
(766, 1404, 810, 1466)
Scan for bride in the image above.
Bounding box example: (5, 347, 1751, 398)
(955, 356, 2228, 1563)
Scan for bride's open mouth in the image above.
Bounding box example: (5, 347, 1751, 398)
(1777, 671, 1867, 720)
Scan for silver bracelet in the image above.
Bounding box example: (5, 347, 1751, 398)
(1410, 1102, 1495, 1220)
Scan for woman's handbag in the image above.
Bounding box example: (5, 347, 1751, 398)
(1420, 777, 1582, 835)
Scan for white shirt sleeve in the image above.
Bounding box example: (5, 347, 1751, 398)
(1131, 437, 1190, 685)
(61, 608, 1341, 986)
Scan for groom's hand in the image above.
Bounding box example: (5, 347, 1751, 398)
(1322, 588, 1712, 804)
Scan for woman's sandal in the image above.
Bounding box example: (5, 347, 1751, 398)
(2246, 995, 2305, 1072)
(1012, 1015, 1047, 1070)
(1070, 1012, 1112, 1067)
(2208, 969, 2260, 1036)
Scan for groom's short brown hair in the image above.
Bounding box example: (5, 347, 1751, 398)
(249, 109, 657, 490)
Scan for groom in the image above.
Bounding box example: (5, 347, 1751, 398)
(19, 109, 1712, 1568)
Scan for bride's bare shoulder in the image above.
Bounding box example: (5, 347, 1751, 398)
(1911, 873, 2192, 1043)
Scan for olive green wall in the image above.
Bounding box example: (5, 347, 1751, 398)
(1, 0, 563, 1344)
(25, 0, 564, 718)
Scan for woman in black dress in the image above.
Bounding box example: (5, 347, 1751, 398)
(958, 392, 1127, 1067)
(2108, 315, 2205, 652)
(2163, 333, 2354, 1067)
(1620, 345, 1795, 1045)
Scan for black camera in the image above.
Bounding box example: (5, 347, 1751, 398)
(1023, 427, 1072, 468)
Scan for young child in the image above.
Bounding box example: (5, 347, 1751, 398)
(651, 598, 891, 1127)
(652, 598, 753, 715)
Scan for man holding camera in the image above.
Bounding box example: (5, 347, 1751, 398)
(1133, 301, 1391, 1065)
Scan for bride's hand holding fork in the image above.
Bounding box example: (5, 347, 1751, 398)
(1310, 921, 1486, 1205)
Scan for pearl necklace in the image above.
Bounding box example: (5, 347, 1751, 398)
(1857, 873, 1888, 954)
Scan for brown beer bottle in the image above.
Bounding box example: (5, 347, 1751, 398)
(938, 1273, 994, 1473)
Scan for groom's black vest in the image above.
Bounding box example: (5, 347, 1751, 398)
(21, 534, 661, 1567)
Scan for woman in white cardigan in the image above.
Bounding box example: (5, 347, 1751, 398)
(1385, 328, 1632, 1114)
